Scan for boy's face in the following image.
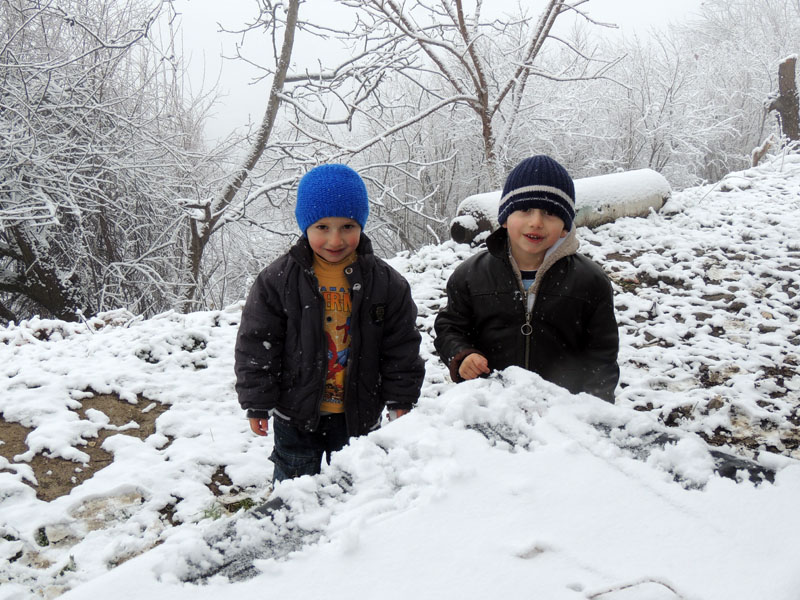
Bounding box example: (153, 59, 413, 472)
(306, 217, 361, 263)
(502, 208, 567, 269)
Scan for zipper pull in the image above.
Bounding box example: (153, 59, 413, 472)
(521, 313, 532, 336)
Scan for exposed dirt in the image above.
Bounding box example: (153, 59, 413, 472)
(0, 394, 169, 502)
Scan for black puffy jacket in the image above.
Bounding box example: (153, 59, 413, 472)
(434, 227, 619, 402)
(235, 234, 425, 436)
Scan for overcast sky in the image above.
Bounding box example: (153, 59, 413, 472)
(171, 0, 704, 141)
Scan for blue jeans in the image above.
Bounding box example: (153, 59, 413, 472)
(270, 414, 350, 483)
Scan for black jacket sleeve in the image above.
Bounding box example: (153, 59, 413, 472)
(433, 262, 484, 382)
(378, 270, 425, 409)
(580, 275, 620, 402)
(234, 265, 287, 417)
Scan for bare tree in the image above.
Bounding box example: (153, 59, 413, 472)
(672, 0, 800, 180)
(179, 0, 302, 310)
(176, 0, 458, 304)
(570, 31, 742, 187)
(296, 0, 619, 187)
(226, 0, 617, 257)
(0, 0, 210, 322)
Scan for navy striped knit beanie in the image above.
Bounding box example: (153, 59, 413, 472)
(498, 155, 575, 231)
(295, 164, 369, 235)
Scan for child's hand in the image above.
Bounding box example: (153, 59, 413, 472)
(387, 408, 410, 422)
(249, 417, 269, 436)
(458, 353, 490, 380)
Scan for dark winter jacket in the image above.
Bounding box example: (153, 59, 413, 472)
(235, 234, 425, 436)
(433, 227, 619, 402)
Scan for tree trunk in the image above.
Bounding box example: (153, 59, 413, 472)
(480, 109, 502, 188)
(181, 0, 300, 311)
(4, 226, 92, 321)
(768, 56, 799, 142)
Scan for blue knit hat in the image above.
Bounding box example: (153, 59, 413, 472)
(295, 164, 369, 235)
(498, 155, 575, 231)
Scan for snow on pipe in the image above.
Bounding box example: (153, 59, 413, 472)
(450, 168, 672, 245)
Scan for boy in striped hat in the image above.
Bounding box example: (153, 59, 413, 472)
(434, 155, 619, 402)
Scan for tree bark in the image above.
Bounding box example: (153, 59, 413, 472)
(768, 56, 799, 142)
(3, 226, 92, 321)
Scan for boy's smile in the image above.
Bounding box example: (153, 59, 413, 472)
(307, 216, 361, 263)
(503, 207, 567, 270)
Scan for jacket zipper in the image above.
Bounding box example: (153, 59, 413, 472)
(522, 298, 533, 370)
(508, 232, 572, 372)
(513, 269, 534, 371)
(341, 265, 359, 435)
(309, 268, 327, 431)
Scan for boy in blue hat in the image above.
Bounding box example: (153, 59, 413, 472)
(235, 164, 425, 482)
(434, 155, 619, 401)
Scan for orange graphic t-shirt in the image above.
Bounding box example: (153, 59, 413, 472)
(312, 253, 356, 414)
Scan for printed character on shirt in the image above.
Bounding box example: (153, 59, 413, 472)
(317, 257, 353, 413)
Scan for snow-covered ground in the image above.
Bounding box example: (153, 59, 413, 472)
(1, 155, 800, 599)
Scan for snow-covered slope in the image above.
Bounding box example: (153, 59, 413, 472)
(1, 156, 800, 599)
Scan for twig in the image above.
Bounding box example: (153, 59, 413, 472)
(587, 577, 688, 599)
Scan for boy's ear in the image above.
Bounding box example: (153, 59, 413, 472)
(560, 229, 568, 238)
(502, 223, 508, 229)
